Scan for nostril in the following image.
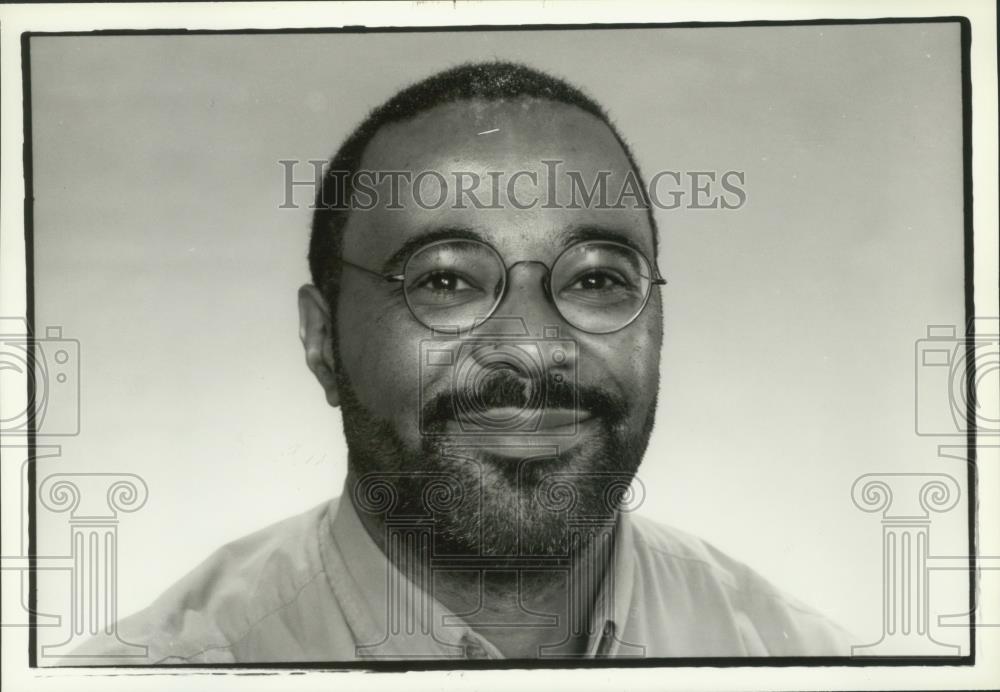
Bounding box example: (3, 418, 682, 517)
(482, 356, 529, 381)
(473, 366, 535, 409)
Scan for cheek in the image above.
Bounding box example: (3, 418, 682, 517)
(336, 283, 427, 436)
(578, 313, 662, 407)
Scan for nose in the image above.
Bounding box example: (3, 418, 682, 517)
(488, 261, 564, 338)
(475, 262, 578, 386)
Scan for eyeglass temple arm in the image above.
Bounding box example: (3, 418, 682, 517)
(334, 256, 404, 283)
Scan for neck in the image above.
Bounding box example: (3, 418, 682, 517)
(346, 467, 618, 658)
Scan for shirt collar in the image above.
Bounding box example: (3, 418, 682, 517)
(587, 505, 642, 657)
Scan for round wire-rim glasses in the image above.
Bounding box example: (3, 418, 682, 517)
(335, 237, 667, 335)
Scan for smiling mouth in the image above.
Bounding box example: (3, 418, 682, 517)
(445, 407, 595, 434)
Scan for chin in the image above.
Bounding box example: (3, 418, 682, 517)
(426, 440, 635, 558)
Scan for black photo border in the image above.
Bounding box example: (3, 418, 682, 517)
(21, 15, 977, 672)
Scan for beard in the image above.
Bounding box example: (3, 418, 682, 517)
(337, 362, 657, 560)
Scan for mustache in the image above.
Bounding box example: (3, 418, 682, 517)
(421, 367, 630, 430)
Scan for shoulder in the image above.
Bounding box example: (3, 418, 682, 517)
(60, 498, 337, 665)
(626, 513, 853, 656)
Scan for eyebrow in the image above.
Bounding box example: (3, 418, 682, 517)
(378, 223, 653, 274)
(379, 226, 485, 274)
(558, 225, 650, 256)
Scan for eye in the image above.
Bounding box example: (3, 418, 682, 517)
(557, 267, 640, 308)
(407, 270, 487, 307)
(416, 271, 473, 293)
(567, 270, 628, 291)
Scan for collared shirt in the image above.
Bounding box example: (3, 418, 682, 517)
(64, 491, 852, 663)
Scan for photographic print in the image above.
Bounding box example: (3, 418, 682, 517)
(1, 2, 997, 691)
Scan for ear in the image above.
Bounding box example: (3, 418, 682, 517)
(297, 284, 340, 407)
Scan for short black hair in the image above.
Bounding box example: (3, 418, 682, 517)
(308, 60, 658, 317)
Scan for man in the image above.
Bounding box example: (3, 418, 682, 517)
(67, 61, 850, 663)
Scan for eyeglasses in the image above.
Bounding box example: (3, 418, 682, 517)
(335, 238, 666, 334)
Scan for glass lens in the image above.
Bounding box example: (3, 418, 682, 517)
(550, 241, 653, 333)
(403, 240, 505, 330)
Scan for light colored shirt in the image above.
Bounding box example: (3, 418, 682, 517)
(64, 491, 852, 663)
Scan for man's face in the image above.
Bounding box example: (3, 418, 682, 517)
(308, 98, 662, 556)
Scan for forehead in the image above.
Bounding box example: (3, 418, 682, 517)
(343, 98, 653, 263)
(366, 98, 628, 168)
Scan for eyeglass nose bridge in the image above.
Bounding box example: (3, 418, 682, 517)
(499, 259, 556, 302)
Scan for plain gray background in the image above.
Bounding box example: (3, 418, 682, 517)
(30, 24, 970, 653)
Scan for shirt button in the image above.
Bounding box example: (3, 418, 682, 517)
(461, 634, 490, 659)
(597, 621, 616, 656)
